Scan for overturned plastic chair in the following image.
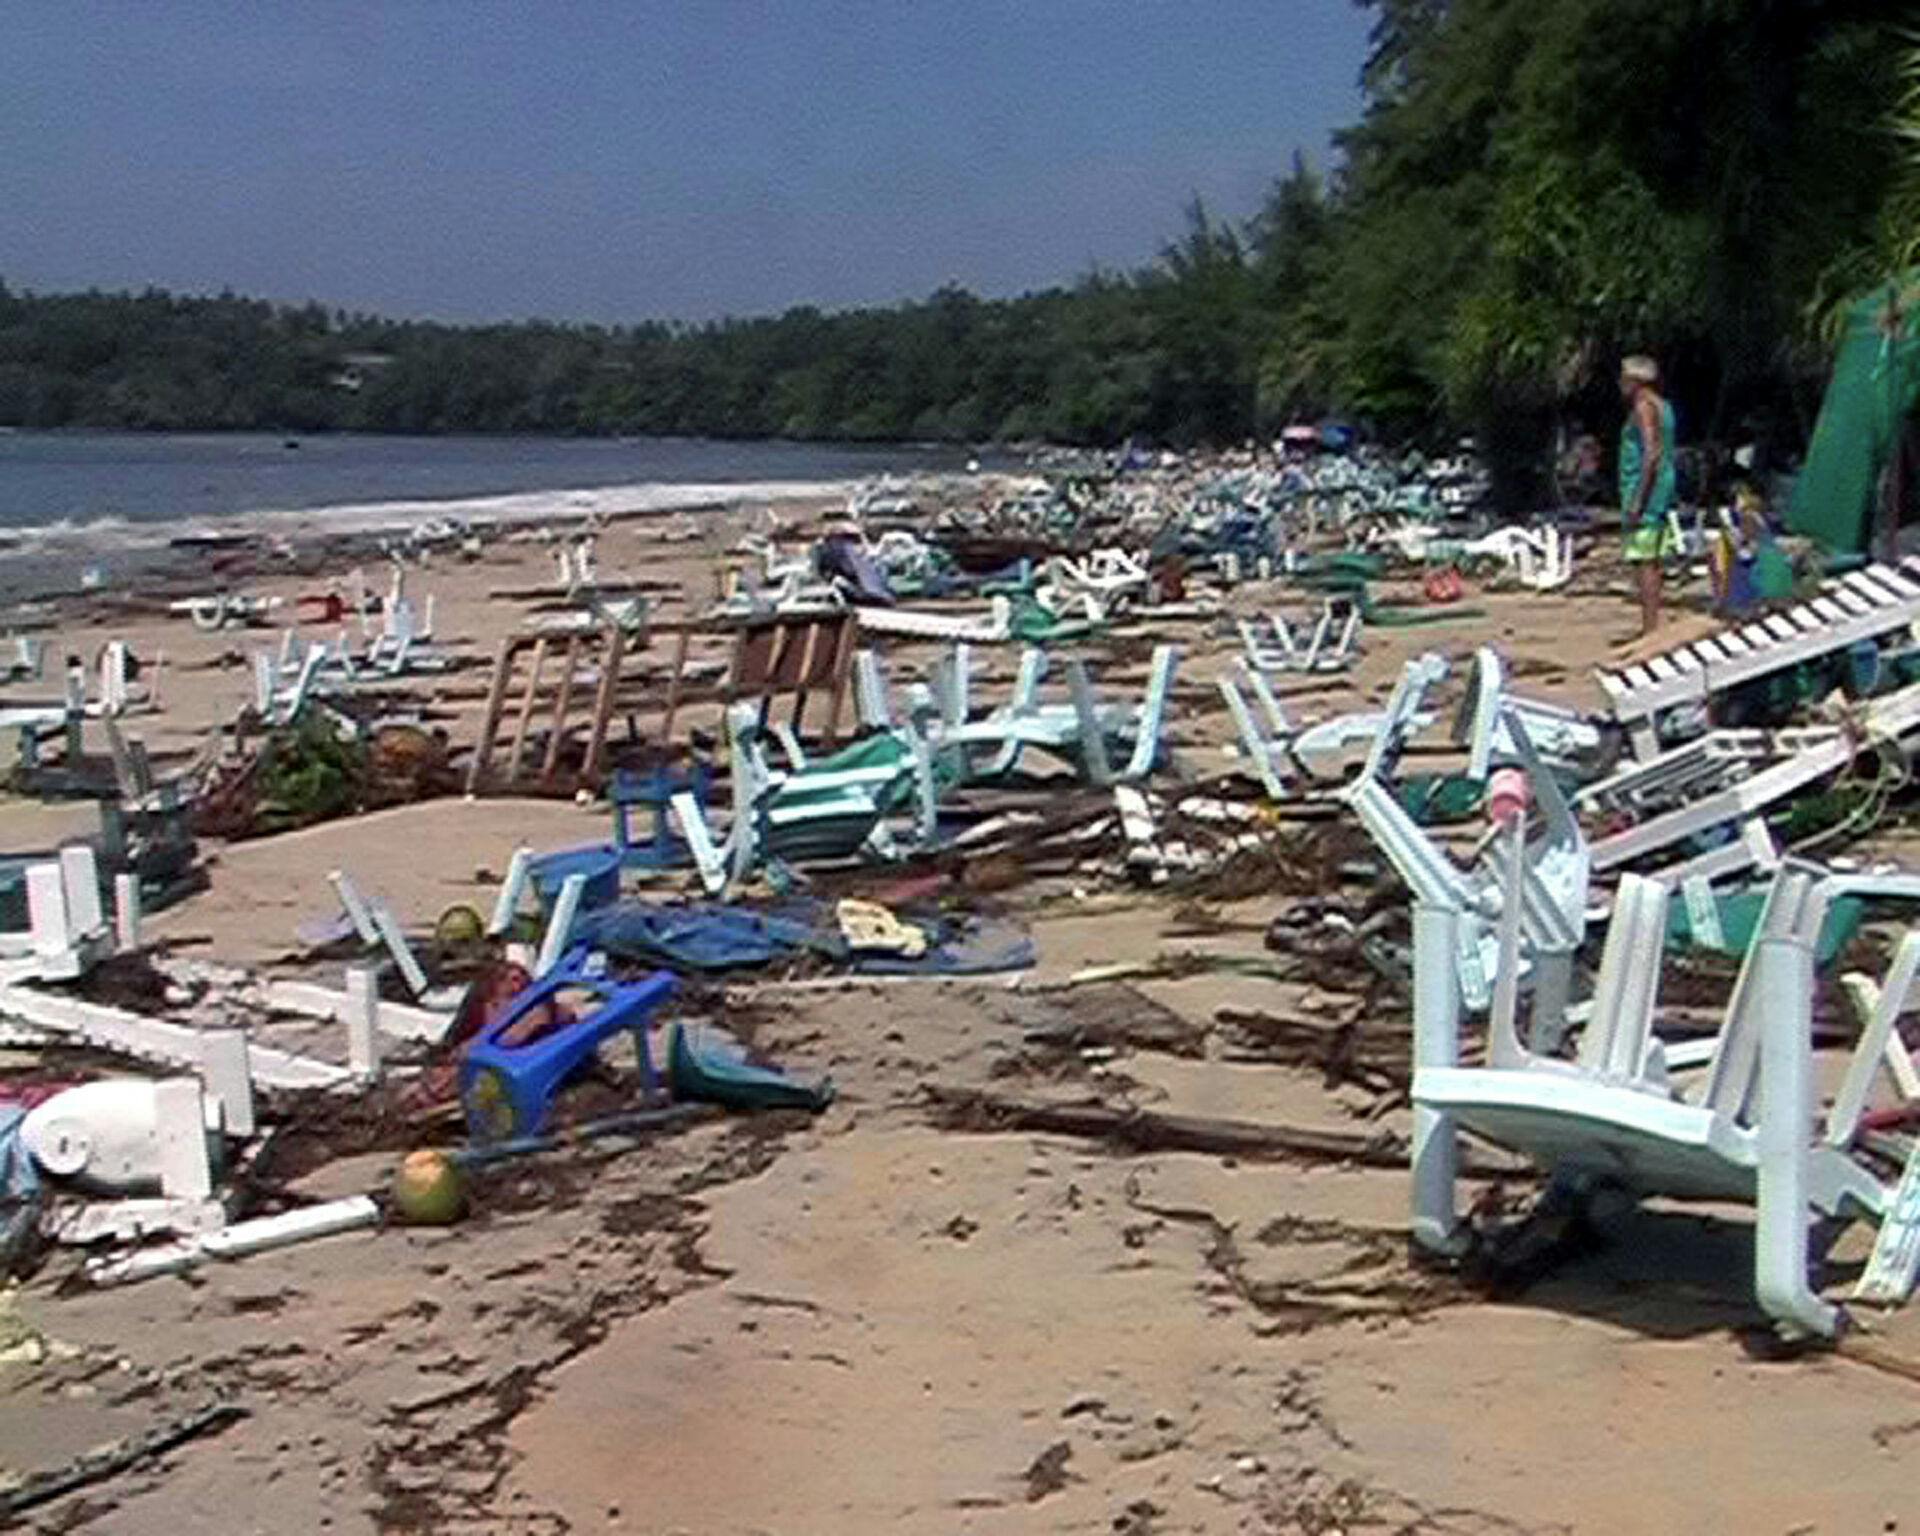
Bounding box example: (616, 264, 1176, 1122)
(1455, 647, 1608, 782)
(935, 644, 1179, 787)
(1341, 654, 1588, 1019)
(1413, 856, 1920, 1338)
(670, 703, 942, 896)
(1236, 599, 1361, 676)
(1219, 660, 1424, 800)
(1039, 547, 1151, 622)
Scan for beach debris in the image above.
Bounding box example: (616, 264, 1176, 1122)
(0, 1108, 42, 1274)
(929, 643, 1179, 788)
(391, 1147, 467, 1225)
(0, 635, 44, 684)
(1219, 660, 1428, 800)
(1235, 599, 1362, 675)
(672, 703, 941, 897)
(1413, 859, 1920, 1338)
(855, 595, 1014, 642)
(0, 843, 120, 981)
(168, 592, 283, 631)
(1595, 555, 1920, 758)
(835, 898, 927, 957)
(666, 1021, 833, 1112)
(458, 961, 674, 1142)
(488, 765, 718, 934)
(922, 1084, 1417, 1169)
(576, 896, 1031, 977)
(25, 1076, 227, 1246)
(83, 1196, 381, 1287)
(0, 1400, 247, 1517)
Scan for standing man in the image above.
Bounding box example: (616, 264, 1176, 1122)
(1619, 354, 1678, 636)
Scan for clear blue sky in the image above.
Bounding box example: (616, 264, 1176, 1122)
(2, 2, 1371, 324)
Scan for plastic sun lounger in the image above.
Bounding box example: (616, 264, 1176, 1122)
(1038, 548, 1151, 622)
(168, 593, 284, 631)
(670, 704, 941, 896)
(1586, 669, 1920, 885)
(1454, 648, 1606, 781)
(1218, 662, 1423, 799)
(1595, 554, 1920, 758)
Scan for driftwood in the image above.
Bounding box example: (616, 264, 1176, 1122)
(1835, 1334, 1920, 1389)
(1214, 1004, 1413, 1095)
(924, 1083, 1403, 1166)
(921, 1084, 1526, 1177)
(0, 1400, 247, 1517)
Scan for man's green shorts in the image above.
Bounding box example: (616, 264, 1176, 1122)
(1623, 521, 1677, 563)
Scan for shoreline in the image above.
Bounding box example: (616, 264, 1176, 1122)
(0, 471, 992, 607)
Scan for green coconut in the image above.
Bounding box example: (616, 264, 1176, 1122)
(391, 1149, 466, 1225)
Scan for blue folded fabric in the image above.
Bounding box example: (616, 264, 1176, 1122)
(0, 1106, 42, 1271)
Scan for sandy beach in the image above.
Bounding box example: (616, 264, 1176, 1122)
(0, 482, 1914, 1536)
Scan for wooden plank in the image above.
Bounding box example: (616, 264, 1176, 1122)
(728, 625, 779, 699)
(783, 621, 818, 735)
(801, 617, 845, 688)
(539, 634, 584, 783)
(769, 621, 812, 691)
(581, 626, 626, 785)
(656, 627, 693, 751)
(463, 636, 519, 796)
(505, 637, 551, 784)
(822, 615, 856, 745)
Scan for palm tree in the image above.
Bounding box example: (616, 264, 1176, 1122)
(1895, 30, 1920, 273)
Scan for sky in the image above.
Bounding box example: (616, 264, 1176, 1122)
(2, 2, 1372, 325)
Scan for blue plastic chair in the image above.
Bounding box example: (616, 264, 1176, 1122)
(526, 762, 716, 914)
(459, 957, 676, 1142)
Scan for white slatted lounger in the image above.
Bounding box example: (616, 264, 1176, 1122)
(1596, 555, 1920, 757)
(1574, 727, 1843, 820)
(1589, 671, 1920, 884)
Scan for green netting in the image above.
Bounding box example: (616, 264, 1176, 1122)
(1788, 273, 1920, 556)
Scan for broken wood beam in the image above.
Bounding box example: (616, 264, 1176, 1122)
(920, 1085, 1524, 1176)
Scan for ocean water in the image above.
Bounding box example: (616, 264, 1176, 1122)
(0, 430, 989, 538)
(0, 431, 995, 599)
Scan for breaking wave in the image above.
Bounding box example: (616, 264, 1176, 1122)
(0, 477, 871, 557)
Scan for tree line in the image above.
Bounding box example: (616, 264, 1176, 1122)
(1, 1, 1911, 487)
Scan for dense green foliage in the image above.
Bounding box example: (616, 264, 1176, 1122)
(0, 2, 1909, 463)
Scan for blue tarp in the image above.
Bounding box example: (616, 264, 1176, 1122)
(574, 900, 1034, 977)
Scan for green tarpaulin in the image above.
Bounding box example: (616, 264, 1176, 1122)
(1787, 273, 1920, 556)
